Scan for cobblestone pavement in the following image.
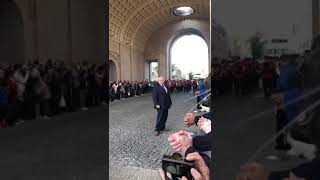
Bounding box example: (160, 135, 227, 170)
(109, 92, 200, 179)
(109, 91, 305, 180)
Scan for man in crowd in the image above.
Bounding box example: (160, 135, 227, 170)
(152, 76, 172, 136)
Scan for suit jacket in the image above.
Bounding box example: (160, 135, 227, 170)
(269, 157, 320, 180)
(193, 131, 213, 152)
(152, 83, 172, 110)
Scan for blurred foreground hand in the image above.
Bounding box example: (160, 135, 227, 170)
(168, 131, 192, 155)
(197, 117, 211, 133)
(184, 113, 195, 127)
(236, 163, 270, 180)
(159, 152, 210, 180)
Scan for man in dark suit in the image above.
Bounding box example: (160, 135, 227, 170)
(152, 76, 172, 136)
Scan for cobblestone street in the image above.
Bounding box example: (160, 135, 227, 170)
(109, 92, 199, 179)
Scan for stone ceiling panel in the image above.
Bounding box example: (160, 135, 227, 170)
(109, 0, 209, 50)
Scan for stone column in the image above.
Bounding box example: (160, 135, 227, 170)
(32, 0, 39, 61)
(66, 0, 72, 62)
(313, 0, 320, 39)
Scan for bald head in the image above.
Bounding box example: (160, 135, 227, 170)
(157, 76, 165, 85)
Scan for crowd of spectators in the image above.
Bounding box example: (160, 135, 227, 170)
(0, 60, 107, 128)
(108, 80, 151, 101)
(108, 79, 200, 102)
(212, 55, 305, 98)
(212, 57, 260, 95)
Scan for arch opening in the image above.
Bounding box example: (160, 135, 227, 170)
(108, 60, 117, 81)
(169, 33, 209, 80)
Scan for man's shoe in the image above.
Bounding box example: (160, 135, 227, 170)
(161, 128, 170, 132)
(154, 131, 160, 136)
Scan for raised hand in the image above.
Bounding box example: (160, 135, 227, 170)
(236, 163, 270, 180)
(168, 131, 193, 155)
(184, 113, 195, 127)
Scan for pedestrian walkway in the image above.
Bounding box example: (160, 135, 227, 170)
(109, 92, 199, 180)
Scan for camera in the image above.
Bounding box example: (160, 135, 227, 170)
(162, 152, 194, 180)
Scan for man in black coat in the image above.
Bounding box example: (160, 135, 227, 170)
(152, 76, 172, 136)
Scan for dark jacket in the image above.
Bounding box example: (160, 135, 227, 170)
(193, 112, 213, 152)
(152, 83, 172, 110)
(193, 131, 213, 152)
(269, 158, 320, 180)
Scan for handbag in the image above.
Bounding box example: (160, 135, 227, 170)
(59, 96, 66, 108)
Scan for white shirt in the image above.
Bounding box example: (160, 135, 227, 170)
(161, 84, 167, 93)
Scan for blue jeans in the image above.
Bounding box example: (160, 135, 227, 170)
(283, 89, 303, 123)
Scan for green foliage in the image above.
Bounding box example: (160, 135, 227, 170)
(171, 64, 177, 72)
(188, 72, 194, 80)
(248, 32, 267, 60)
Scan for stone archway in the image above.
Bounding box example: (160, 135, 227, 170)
(109, 51, 121, 81)
(167, 29, 209, 80)
(0, 0, 24, 63)
(108, 60, 117, 81)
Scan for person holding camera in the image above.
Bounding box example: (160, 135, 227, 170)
(160, 129, 211, 180)
(159, 152, 210, 180)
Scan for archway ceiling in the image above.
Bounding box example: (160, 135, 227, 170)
(109, 0, 209, 51)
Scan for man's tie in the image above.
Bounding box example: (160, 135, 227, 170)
(162, 84, 167, 93)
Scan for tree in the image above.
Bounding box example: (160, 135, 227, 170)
(152, 66, 158, 74)
(188, 72, 194, 80)
(248, 32, 267, 60)
(171, 64, 177, 72)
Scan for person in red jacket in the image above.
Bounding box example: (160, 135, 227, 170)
(261, 61, 278, 97)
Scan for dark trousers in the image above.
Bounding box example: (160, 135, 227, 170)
(86, 88, 98, 106)
(197, 96, 201, 109)
(40, 99, 50, 116)
(50, 97, 60, 115)
(7, 100, 19, 125)
(263, 79, 273, 97)
(275, 109, 291, 150)
(22, 98, 36, 120)
(234, 79, 243, 96)
(72, 88, 81, 109)
(155, 109, 168, 131)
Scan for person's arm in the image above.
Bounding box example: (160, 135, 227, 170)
(152, 86, 159, 108)
(194, 112, 213, 126)
(192, 131, 213, 152)
(23, 71, 29, 83)
(269, 158, 320, 180)
(268, 170, 290, 180)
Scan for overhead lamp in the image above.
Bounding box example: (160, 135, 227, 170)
(173, 6, 195, 16)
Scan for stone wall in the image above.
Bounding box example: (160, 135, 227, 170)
(144, 18, 210, 79)
(0, 0, 106, 64)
